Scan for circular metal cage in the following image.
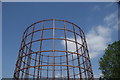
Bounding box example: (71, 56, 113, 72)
(14, 19, 94, 79)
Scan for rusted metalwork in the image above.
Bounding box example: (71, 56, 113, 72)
(14, 19, 94, 79)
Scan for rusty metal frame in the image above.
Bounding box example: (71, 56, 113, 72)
(14, 19, 94, 79)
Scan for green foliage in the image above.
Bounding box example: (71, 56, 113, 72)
(99, 40, 120, 79)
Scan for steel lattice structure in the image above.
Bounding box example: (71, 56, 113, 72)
(14, 19, 94, 79)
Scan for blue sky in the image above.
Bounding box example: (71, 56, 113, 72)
(2, 2, 118, 78)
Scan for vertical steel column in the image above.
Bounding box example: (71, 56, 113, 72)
(63, 21, 70, 79)
(21, 30, 30, 78)
(52, 19, 55, 80)
(25, 26, 35, 78)
(14, 29, 28, 79)
(37, 21, 44, 79)
(47, 56, 49, 79)
(73, 24, 82, 79)
(79, 29, 87, 79)
(83, 33, 94, 79)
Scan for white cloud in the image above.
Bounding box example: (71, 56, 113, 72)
(104, 12, 116, 22)
(94, 73, 104, 78)
(104, 11, 118, 26)
(61, 37, 76, 52)
(105, 3, 115, 8)
(61, 25, 113, 59)
(61, 11, 118, 59)
(100, 73, 104, 77)
(61, 37, 82, 52)
(61, 37, 82, 59)
(55, 73, 61, 78)
(86, 25, 112, 58)
(86, 11, 118, 59)
(93, 5, 101, 11)
(113, 24, 119, 31)
(55, 73, 64, 78)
